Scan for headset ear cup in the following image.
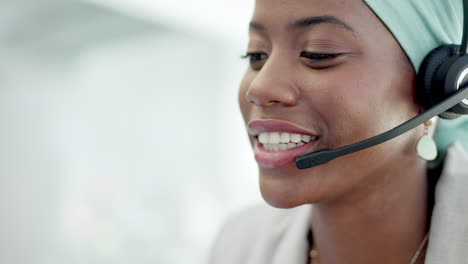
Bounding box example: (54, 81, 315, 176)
(439, 111, 462, 119)
(417, 45, 460, 112)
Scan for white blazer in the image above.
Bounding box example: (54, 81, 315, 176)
(209, 143, 468, 264)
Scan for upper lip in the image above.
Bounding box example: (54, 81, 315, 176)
(247, 119, 320, 137)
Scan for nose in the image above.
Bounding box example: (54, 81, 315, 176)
(245, 57, 300, 107)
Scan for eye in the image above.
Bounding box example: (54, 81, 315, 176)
(300, 52, 341, 60)
(242, 52, 268, 70)
(242, 52, 268, 62)
(300, 52, 344, 69)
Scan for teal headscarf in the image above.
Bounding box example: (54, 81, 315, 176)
(364, 0, 468, 156)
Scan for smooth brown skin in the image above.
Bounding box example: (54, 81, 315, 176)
(239, 0, 430, 263)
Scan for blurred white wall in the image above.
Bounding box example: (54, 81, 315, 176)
(0, 1, 260, 263)
(84, 0, 253, 44)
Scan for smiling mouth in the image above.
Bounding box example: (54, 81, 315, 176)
(257, 132, 319, 152)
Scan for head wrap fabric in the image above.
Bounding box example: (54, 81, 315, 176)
(364, 0, 463, 72)
(364, 0, 468, 155)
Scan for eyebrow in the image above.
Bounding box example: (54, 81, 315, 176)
(250, 15, 357, 35)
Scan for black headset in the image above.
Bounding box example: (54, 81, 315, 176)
(296, 0, 468, 169)
(418, 0, 468, 119)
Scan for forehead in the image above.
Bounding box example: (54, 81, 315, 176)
(251, 0, 381, 36)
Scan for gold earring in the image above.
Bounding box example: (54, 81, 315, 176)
(416, 120, 437, 161)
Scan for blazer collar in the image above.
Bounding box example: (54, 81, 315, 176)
(425, 143, 468, 263)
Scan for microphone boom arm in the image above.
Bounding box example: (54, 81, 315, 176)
(296, 85, 468, 169)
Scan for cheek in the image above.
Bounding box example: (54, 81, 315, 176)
(333, 67, 418, 156)
(300, 61, 415, 150)
(299, 68, 383, 147)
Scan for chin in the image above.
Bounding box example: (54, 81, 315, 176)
(258, 167, 326, 209)
(261, 196, 305, 209)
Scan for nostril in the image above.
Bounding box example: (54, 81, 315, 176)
(248, 98, 281, 107)
(246, 96, 289, 107)
(247, 96, 257, 105)
(266, 100, 281, 106)
(246, 85, 299, 107)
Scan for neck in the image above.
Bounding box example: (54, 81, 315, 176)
(310, 158, 429, 264)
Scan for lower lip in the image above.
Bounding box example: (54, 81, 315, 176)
(253, 140, 319, 169)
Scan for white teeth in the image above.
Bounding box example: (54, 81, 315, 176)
(269, 132, 280, 144)
(259, 133, 269, 144)
(280, 133, 290, 143)
(258, 132, 319, 152)
(290, 134, 302, 143)
(272, 144, 279, 151)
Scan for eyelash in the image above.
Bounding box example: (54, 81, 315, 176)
(241, 52, 268, 63)
(300, 52, 342, 60)
(241, 52, 342, 68)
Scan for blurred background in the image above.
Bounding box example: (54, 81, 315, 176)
(0, 0, 262, 263)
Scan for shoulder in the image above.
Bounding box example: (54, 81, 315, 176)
(426, 142, 468, 263)
(209, 203, 312, 264)
(436, 142, 468, 188)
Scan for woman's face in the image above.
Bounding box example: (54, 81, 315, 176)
(239, 0, 423, 208)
